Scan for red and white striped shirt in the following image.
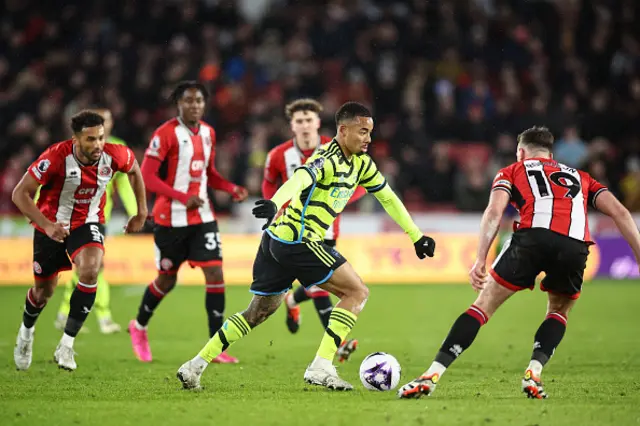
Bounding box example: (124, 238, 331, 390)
(28, 140, 135, 231)
(492, 158, 607, 243)
(144, 118, 218, 227)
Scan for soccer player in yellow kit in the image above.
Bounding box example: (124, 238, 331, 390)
(54, 108, 138, 334)
(176, 102, 437, 391)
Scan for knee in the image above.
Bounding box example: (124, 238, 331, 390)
(203, 266, 224, 283)
(155, 274, 177, 293)
(32, 285, 54, 304)
(76, 266, 100, 285)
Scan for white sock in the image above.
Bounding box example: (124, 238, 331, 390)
(134, 320, 147, 331)
(527, 360, 543, 377)
(424, 361, 447, 379)
(191, 355, 209, 372)
(310, 355, 333, 371)
(20, 323, 34, 339)
(60, 333, 75, 348)
(285, 293, 297, 309)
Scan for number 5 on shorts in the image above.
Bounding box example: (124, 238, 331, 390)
(204, 232, 222, 251)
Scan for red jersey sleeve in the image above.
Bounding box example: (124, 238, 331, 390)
(144, 130, 173, 162)
(28, 146, 63, 186)
(106, 144, 136, 173)
(491, 165, 515, 198)
(585, 173, 608, 208)
(262, 147, 284, 199)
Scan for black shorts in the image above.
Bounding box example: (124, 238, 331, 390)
(33, 223, 105, 280)
(490, 228, 590, 300)
(250, 232, 347, 296)
(153, 221, 223, 274)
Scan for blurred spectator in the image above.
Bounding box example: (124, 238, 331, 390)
(553, 126, 588, 168)
(0, 0, 638, 213)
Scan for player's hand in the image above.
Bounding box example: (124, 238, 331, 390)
(252, 199, 277, 230)
(469, 260, 488, 292)
(45, 222, 70, 243)
(414, 235, 436, 259)
(185, 196, 205, 210)
(231, 185, 249, 202)
(124, 213, 147, 234)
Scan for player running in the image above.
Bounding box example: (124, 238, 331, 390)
(12, 111, 148, 371)
(128, 81, 248, 364)
(54, 107, 138, 334)
(399, 126, 640, 399)
(263, 98, 365, 361)
(176, 102, 436, 391)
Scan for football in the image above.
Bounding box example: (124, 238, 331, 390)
(359, 352, 401, 391)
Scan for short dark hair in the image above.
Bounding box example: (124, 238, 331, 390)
(517, 126, 554, 151)
(285, 98, 323, 120)
(335, 102, 372, 126)
(170, 80, 209, 104)
(70, 110, 105, 134)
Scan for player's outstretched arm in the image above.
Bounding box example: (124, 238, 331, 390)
(595, 191, 640, 265)
(207, 164, 248, 202)
(371, 185, 435, 259)
(124, 160, 149, 234)
(252, 168, 314, 229)
(12, 172, 69, 242)
(470, 189, 510, 291)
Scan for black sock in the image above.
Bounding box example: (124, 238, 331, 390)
(65, 282, 97, 337)
(136, 280, 167, 327)
(293, 286, 310, 304)
(205, 282, 225, 337)
(531, 312, 567, 365)
(23, 288, 46, 329)
(434, 305, 488, 367)
(312, 294, 333, 329)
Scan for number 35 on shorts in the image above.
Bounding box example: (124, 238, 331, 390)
(204, 232, 222, 252)
(89, 224, 104, 243)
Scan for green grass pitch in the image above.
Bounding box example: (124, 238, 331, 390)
(1, 281, 639, 426)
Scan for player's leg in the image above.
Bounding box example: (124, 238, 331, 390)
(188, 221, 236, 363)
(522, 293, 576, 399)
(523, 234, 587, 398)
(399, 232, 540, 398)
(56, 241, 104, 371)
(54, 269, 83, 331)
(129, 225, 184, 362)
(176, 233, 294, 389)
(94, 265, 121, 334)
(16, 229, 71, 370)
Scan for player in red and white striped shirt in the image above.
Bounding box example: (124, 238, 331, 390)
(12, 111, 148, 372)
(129, 81, 248, 364)
(400, 126, 640, 400)
(263, 99, 364, 359)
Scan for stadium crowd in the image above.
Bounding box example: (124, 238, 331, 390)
(0, 0, 639, 214)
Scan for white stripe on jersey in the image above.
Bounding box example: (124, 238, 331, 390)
(171, 126, 192, 227)
(562, 165, 587, 240)
(86, 153, 113, 223)
(56, 155, 81, 225)
(525, 161, 553, 229)
(492, 237, 512, 269)
(284, 146, 302, 179)
(197, 126, 214, 223)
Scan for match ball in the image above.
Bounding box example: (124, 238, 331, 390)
(359, 352, 401, 391)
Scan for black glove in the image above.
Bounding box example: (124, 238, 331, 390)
(414, 235, 436, 259)
(252, 199, 278, 230)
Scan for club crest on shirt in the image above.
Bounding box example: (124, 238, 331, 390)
(99, 166, 112, 177)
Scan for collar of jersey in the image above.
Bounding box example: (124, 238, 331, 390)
(177, 116, 200, 136)
(293, 136, 321, 158)
(331, 139, 351, 165)
(72, 145, 99, 167)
